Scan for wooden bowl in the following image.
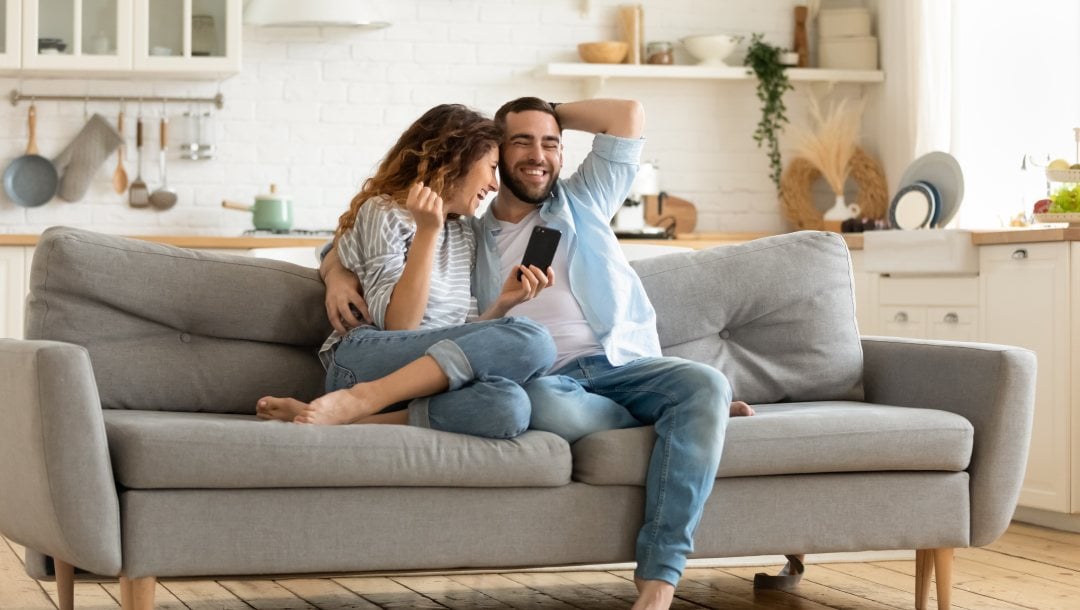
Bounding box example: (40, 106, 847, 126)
(578, 41, 629, 64)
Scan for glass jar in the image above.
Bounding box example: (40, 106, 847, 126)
(646, 41, 673, 65)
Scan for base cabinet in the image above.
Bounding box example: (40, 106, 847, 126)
(875, 275, 979, 342)
(980, 242, 1072, 513)
(0, 247, 26, 339)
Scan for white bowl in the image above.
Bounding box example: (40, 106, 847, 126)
(681, 34, 741, 66)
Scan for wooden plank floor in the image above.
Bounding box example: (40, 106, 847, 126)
(2, 522, 1078, 609)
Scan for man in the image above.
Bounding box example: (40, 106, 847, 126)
(323, 97, 742, 610)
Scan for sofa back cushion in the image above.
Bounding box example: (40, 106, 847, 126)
(26, 227, 331, 413)
(630, 231, 862, 404)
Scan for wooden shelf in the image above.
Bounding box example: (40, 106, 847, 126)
(539, 63, 884, 96)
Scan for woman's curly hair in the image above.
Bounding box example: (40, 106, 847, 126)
(335, 104, 503, 243)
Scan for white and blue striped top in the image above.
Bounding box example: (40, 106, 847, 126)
(319, 194, 477, 368)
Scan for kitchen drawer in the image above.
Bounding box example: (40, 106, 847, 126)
(879, 306, 927, 339)
(927, 306, 978, 342)
(878, 275, 979, 306)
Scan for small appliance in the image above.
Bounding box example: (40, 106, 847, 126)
(613, 161, 671, 238)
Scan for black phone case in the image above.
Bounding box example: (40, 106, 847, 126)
(518, 226, 561, 279)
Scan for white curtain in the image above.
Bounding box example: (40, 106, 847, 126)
(874, 0, 952, 198)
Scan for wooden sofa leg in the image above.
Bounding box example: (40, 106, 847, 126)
(915, 549, 934, 609)
(54, 558, 74, 610)
(934, 548, 954, 610)
(119, 575, 157, 610)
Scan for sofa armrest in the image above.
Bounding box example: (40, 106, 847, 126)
(861, 336, 1036, 547)
(0, 339, 121, 576)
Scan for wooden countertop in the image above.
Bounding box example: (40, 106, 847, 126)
(1, 227, 1077, 249)
(0, 234, 330, 248)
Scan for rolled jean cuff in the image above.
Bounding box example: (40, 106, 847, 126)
(634, 564, 681, 588)
(426, 338, 474, 391)
(407, 397, 432, 429)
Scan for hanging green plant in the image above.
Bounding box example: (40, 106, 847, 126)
(744, 33, 794, 192)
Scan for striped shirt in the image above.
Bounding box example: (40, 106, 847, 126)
(319, 194, 477, 367)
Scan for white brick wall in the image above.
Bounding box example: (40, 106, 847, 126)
(0, 0, 883, 236)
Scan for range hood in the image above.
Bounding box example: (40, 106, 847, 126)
(243, 0, 391, 29)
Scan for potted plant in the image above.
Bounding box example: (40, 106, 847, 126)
(744, 33, 794, 192)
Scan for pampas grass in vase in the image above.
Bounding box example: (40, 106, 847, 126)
(791, 95, 866, 230)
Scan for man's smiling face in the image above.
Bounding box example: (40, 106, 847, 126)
(498, 110, 563, 205)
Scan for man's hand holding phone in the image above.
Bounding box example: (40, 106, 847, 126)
(478, 226, 562, 320)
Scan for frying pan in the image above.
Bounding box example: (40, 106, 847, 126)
(3, 104, 59, 207)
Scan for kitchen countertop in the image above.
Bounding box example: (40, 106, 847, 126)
(1, 227, 1078, 249)
(0, 234, 330, 248)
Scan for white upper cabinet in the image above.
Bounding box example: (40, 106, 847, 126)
(0, 0, 21, 68)
(9, 0, 239, 77)
(23, 0, 132, 70)
(133, 0, 240, 76)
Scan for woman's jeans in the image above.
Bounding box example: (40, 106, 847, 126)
(327, 316, 555, 439)
(526, 355, 732, 586)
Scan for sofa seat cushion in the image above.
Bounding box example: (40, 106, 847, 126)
(103, 411, 571, 489)
(571, 401, 974, 485)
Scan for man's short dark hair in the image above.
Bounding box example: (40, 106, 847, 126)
(494, 97, 563, 133)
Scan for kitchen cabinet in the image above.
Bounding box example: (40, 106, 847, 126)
(8, 0, 239, 78)
(0, 0, 21, 69)
(875, 275, 979, 341)
(0, 247, 26, 339)
(848, 249, 878, 335)
(133, 0, 240, 76)
(23, 0, 132, 70)
(980, 242, 1071, 513)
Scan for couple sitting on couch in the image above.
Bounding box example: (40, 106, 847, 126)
(257, 96, 750, 610)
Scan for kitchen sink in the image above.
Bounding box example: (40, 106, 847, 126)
(862, 230, 979, 274)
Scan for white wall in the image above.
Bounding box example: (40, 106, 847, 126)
(0, 0, 878, 236)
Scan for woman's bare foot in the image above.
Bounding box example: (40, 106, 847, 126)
(256, 396, 309, 422)
(632, 578, 674, 610)
(293, 385, 378, 425)
(730, 400, 755, 417)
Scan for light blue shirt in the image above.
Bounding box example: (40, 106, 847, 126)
(473, 133, 661, 366)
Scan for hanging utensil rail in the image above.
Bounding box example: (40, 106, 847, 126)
(8, 89, 224, 110)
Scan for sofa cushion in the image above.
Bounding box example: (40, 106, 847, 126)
(571, 401, 974, 485)
(103, 411, 571, 489)
(26, 227, 331, 414)
(630, 231, 862, 404)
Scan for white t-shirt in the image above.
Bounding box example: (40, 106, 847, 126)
(494, 210, 604, 372)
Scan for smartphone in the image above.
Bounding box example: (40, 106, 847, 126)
(518, 226, 562, 279)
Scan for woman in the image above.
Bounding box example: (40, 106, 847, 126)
(257, 104, 556, 438)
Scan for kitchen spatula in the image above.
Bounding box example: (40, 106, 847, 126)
(129, 114, 149, 208)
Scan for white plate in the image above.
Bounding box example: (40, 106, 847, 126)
(898, 152, 964, 227)
(1034, 212, 1080, 227)
(889, 182, 936, 229)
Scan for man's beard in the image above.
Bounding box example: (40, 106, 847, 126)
(499, 159, 556, 205)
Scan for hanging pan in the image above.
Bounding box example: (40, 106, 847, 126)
(3, 103, 59, 207)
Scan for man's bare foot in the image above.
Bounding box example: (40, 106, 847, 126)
(256, 396, 309, 422)
(631, 578, 674, 610)
(730, 400, 755, 417)
(293, 386, 377, 425)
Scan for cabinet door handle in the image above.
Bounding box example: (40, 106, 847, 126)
(943, 312, 959, 324)
(1012, 248, 1028, 260)
(893, 311, 908, 323)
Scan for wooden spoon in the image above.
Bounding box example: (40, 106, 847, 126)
(112, 110, 128, 194)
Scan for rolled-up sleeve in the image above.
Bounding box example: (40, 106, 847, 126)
(562, 133, 645, 220)
(337, 201, 414, 330)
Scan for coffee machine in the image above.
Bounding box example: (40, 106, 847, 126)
(612, 161, 670, 238)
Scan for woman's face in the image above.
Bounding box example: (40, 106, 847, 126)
(444, 147, 499, 217)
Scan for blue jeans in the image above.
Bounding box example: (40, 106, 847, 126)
(526, 355, 732, 586)
(327, 317, 555, 439)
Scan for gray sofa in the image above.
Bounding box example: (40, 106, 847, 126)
(0, 227, 1035, 610)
